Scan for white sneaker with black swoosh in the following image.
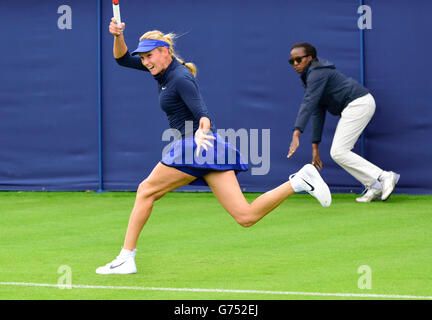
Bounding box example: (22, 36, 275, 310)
(96, 249, 137, 275)
(289, 164, 332, 207)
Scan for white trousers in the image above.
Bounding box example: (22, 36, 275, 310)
(330, 93, 383, 187)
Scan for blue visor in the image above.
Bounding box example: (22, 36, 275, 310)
(131, 39, 170, 55)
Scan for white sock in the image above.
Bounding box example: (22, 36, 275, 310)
(371, 180, 382, 190)
(378, 171, 391, 182)
(289, 174, 304, 193)
(119, 248, 136, 258)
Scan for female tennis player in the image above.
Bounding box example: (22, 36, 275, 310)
(96, 19, 332, 274)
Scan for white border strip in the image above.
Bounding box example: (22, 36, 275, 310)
(1, 282, 431, 299)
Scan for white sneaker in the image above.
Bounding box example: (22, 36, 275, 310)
(289, 164, 332, 207)
(379, 172, 400, 201)
(356, 188, 382, 203)
(96, 249, 137, 275)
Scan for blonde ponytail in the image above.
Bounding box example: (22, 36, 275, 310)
(139, 30, 197, 77)
(174, 57, 197, 77)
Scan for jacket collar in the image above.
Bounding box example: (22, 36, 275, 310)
(300, 62, 312, 87)
(300, 58, 319, 86)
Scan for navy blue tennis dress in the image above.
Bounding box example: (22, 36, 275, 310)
(116, 51, 248, 185)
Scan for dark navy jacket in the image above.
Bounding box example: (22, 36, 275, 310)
(294, 57, 369, 143)
(116, 51, 215, 137)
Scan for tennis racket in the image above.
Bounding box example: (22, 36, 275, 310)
(112, 0, 122, 26)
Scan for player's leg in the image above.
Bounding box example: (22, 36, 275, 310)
(122, 162, 197, 250)
(96, 162, 196, 274)
(204, 170, 293, 227)
(203, 165, 330, 227)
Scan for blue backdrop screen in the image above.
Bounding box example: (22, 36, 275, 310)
(1, 0, 431, 194)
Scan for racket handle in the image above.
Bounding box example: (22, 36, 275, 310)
(113, 1, 122, 26)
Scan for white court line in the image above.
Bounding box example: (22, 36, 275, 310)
(0, 282, 431, 299)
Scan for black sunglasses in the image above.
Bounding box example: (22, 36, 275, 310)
(289, 55, 309, 65)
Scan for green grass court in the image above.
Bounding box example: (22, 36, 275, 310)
(0, 191, 431, 300)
